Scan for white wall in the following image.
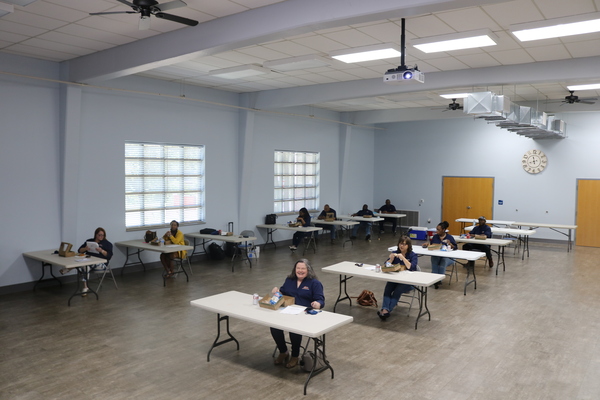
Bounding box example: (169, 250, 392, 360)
(374, 113, 600, 239)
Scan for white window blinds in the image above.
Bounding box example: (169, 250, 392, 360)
(274, 151, 320, 213)
(125, 142, 205, 230)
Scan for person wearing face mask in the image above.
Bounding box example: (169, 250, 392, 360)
(270, 259, 325, 369)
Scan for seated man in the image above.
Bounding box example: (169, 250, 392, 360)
(351, 204, 374, 241)
(462, 216, 494, 267)
(315, 204, 337, 243)
(378, 199, 397, 234)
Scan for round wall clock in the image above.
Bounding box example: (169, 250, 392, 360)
(522, 149, 547, 174)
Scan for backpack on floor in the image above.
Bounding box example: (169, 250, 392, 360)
(208, 242, 225, 260)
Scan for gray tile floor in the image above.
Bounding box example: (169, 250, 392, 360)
(2, 235, 600, 400)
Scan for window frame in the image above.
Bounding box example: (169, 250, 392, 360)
(125, 141, 205, 231)
(273, 150, 320, 214)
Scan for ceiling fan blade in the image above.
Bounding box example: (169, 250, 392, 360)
(116, 0, 136, 7)
(579, 100, 596, 105)
(155, 12, 198, 26)
(579, 97, 598, 101)
(155, 0, 188, 12)
(139, 16, 151, 30)
(90, 11, 137, 15)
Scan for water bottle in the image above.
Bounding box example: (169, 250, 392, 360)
(269, 291, 282, 305)
(375, 264, 381, 273)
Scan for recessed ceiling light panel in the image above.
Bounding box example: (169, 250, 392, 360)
(412, 29, 498, 53)
(329, 43, 401, 63)
(511, 12, 600, 41)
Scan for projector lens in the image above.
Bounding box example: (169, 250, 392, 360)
(402, 71, 413, 79)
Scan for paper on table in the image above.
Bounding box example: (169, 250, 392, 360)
(164, 244, 179, 248)
(364, 265, 376, 271)
(279, 305, 306, 314)
(86, 241, 99, 253)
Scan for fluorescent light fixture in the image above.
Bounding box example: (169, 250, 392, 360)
(263, 55, 331, 72)
(511, 12, 600, 42)
(412, 29, 498, 53)
(567, 83, 600, 91)
(329, 43, 401, 63)
(0, 2, 14, 17)
(440, 93, 470, 99)
(208, 65, 270, 79)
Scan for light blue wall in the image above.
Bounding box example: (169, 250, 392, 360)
(0, 54, 376, 288)
(374, 113, 600, 238)
(2, 51, 598, 289)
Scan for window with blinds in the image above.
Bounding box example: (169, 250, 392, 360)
(125, 142, 205, 230)
(274, 151, 319, 213)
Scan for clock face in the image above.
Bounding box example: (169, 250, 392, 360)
(522, 150, 547, 174)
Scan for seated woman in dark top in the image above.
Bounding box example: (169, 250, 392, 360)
(77, 227, 113, 295)
(271, 258, 325, 368)
(289, 207, 312, 251)
(378, 236, 418, 320)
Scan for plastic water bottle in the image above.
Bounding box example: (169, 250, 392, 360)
(269, 292, 282, 305)
(375, 264, 381, 273)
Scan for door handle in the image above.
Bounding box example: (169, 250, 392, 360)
(467, 206, 471, 209)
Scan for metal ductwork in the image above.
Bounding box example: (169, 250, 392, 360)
(464, 92, 567, 139)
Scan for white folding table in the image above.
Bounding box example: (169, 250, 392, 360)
(389, 246, 486, 295)
(190, 291, 353, 395)
(185, 232, 257, 271)
(321, 261, 444, 329)
(464, 226, 536, 260)
(312, 219, 359, 247)
(256, 224, 322, 254)
(513, 222, 577, 252)
(23, 250, 108, 305)
(454, 237, 513, 275)
(115, 240, 194, 286)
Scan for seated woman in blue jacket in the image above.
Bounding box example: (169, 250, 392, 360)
(422, 220, 457, 289)
(378, 236, 418, 320)
(271, 259, 325, 368)
(289, 207, 311, 251)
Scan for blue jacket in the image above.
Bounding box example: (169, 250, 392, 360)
(431, 233, 457, 250)
(390, 250, 418, 271)
(279, 277, 325, 308)
(470, 224, 492, 237)
(79, 238, 113, 261)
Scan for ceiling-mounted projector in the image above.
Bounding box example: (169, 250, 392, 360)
(383, 66, 424, 84)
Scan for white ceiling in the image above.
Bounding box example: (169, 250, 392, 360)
(2, 0, 600, 116)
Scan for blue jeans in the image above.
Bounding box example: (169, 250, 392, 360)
(352, 221, 372, 237)
(271, 328, 302, 357)
(430, 256, 454, 275)
(381, 281, 413, 313)
(315, 223, 336, 239)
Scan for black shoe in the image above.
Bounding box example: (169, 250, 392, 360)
(366, 234, 371, 241)
(488, 258, 494, 268)
(434, 282, 440, 289)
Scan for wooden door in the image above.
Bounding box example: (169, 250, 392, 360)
(576, 179, 600, 247)
(442, 176, 494, 235)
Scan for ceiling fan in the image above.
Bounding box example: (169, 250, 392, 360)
(432, 98, 463, 112)
(561, 90, 597, 105)
(90, 0, 198, 30)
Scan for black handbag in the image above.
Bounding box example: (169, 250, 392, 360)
(265, 214, 277, 224)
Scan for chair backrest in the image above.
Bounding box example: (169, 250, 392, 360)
(240, 230, 255, 238)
